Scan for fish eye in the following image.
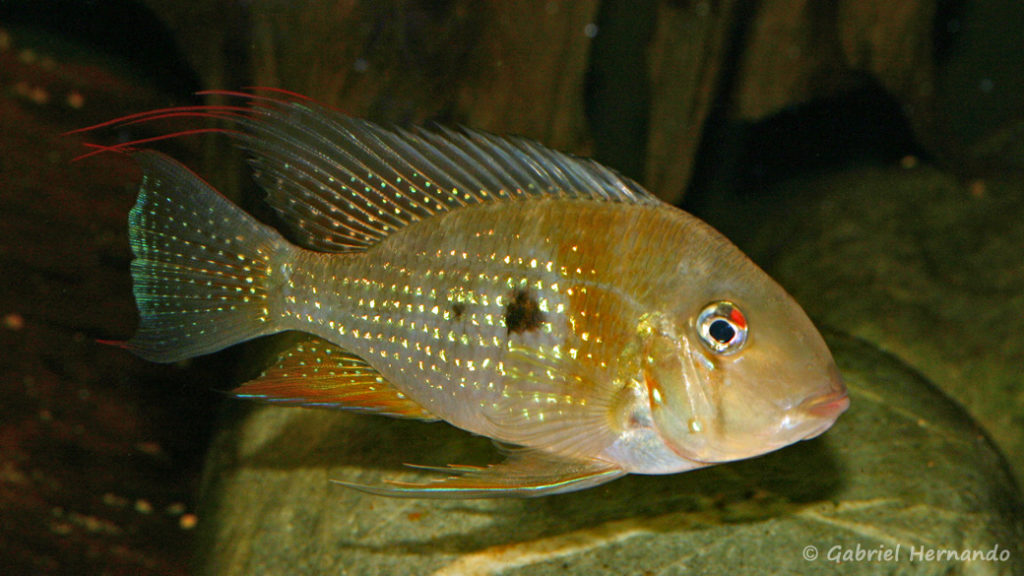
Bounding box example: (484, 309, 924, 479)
(696, 301, 748, 355)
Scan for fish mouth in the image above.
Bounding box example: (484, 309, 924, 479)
(800, 390, 850, 419)
(796, 390, 850, 439)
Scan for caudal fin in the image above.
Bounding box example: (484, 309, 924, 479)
(125, 150, 295, 362)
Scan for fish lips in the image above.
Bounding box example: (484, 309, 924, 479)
(795, 389, 850, 439)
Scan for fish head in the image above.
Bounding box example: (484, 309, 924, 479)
(642, 262, 848, 465)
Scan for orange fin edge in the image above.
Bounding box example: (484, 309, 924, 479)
(233, 337, 437, 421)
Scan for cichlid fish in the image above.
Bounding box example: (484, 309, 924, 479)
(90, 90, 847, 497)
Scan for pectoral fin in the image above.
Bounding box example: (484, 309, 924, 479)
(232, 337, 437, 421)
(332, 450, 625, 498)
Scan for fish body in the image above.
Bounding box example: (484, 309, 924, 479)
(110, 92, 848, 497)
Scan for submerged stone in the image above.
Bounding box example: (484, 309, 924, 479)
(744, 164, 1024, 487)
(195, 332, 1023, 575)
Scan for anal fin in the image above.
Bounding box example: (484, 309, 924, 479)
(332, 450, 625, 498)
(232, 337, 436, 421)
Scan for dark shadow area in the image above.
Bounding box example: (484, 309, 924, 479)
(0, 0, 202, 95)
(684, 81, 922, 248)
(584, 0, 658, 182)
(932, 0, 969, 65)
(0, 8, 215, 575)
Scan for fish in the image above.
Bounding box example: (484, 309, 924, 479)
(85, 89, 848, 498)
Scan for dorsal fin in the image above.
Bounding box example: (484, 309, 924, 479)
(209, 92, 658, 252)
(73, 90, 658, 253)
(232, 337, 437, 421)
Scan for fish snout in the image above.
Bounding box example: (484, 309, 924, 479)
(799, 390, 850, 420)
(793, 383, 849, 440)
(800, 361, 848, 418)
(793, 364, 849, 439)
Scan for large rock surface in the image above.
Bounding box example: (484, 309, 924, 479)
(740, 163, 1024, 488)
(196, 332, 1023, 575)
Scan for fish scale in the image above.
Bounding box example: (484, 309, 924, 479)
(87, 90, 848, 497)
(277, 199, 644, 441)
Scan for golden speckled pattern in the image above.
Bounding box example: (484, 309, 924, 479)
(106, 92, 847, 497)
(279, 200, 693, 450)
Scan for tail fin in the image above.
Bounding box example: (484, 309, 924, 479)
(126, 150, 295, 362)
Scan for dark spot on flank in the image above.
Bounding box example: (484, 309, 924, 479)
(505, 288, 544, 335)
(451, 302, 465, 320)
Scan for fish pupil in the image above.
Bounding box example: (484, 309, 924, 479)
(708, 318, 736, 344)
(504, 288, 544, 334)
(696, 301, 748, 355)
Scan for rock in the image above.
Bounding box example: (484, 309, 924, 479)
(143, 0, 600, 148)
(140, 0, 1024, 195)
(140, 0, 744, 203)
(730, 0, 937, 143)
(135, 0, 929, 202)
(742, 163, 1024, 487)
(645, 0, 739, 203)
(141, 0, 610, 205)
(195, 333, 1023, 575)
